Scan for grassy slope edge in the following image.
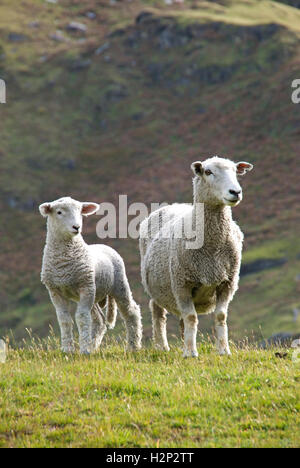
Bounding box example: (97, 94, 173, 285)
(0, 340, 299, 448)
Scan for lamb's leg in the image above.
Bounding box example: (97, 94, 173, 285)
(91, 304, 107, 352)
(114, 282, 142, 351)
(75, 289, 95, 354)
(176, 292, 198, 358)
(112, 261, 142, 351)
(150, 300, 170, 351)
(214, 283, 235, 356)
(115, 295, 142, 351)
(49, 290, 75, 353)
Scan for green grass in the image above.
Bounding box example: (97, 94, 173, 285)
(243, 235, 300, 263)
(0, 338, 299, 448)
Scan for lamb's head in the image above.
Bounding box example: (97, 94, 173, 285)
(191, 156, 253, 207)
(39, 197, 100, 238)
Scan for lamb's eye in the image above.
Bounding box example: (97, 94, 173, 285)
(57, 211, 62, 215)
(205, 169, 213, 176)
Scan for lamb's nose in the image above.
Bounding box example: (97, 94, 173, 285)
(229, 189, 241, 197)
(73, 225, 80, 232)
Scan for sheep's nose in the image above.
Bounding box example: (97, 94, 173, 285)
(229, 189, 241, 197)
(73, 225, 80, 232)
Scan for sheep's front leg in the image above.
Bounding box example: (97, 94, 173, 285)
(76, 289, 95, 354)
(49, 290, 75, 353)
(176, 292, 199, 358)
(150, 300, 170, 351)
(215, 283, 234, 356)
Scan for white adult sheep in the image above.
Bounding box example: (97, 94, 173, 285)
(139, 156, 253, 357)
(39, 197, 142, 354)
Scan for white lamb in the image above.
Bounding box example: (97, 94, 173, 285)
(39, 197, 142, 354)
(139, 156, 253, 357)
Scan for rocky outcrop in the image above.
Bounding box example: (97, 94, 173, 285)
(8, 32, 28, 42)
(240, 258, 287, 276)
(121, 13, 285, 88)
(259, 332, 300, 349)
(275, 0, 300, 7)
(129, 12, 281, 49)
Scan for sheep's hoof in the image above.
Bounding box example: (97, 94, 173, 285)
(80, 350, 91, 356)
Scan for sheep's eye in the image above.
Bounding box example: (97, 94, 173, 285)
(57, 211, 62, 215)
(205, 170, 213, 176)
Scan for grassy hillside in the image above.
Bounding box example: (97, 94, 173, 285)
(0, 0, 300, 343)
(0, 340, 299, 448)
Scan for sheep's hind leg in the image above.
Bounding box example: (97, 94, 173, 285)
(91, 304, 107, 352)
(150, 300, 170, 351)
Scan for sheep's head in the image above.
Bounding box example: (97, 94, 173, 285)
(39, 197, 100, 238)
(191, 156, 253, 207)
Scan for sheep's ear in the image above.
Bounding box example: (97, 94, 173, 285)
(236, 161, 253, 175)
(191, 161, 203, 176)
(39, 203, 52, 217)
(81, 202, 100, 217)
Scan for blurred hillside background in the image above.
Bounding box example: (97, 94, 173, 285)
(0, 0, 300, 345)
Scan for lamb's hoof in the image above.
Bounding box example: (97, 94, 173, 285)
(127, 344, 142, 352)
(218, 349, 231, 356)
(154, 344, 170, 352)
(183, 350, 198, 358)
(61, 347, 75, 354)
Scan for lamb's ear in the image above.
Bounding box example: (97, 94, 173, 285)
(236, 161, 253, 175)
(81, 202, 100, 217)
(191, 161, 203, 176)
(39, 203, 52, 217)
